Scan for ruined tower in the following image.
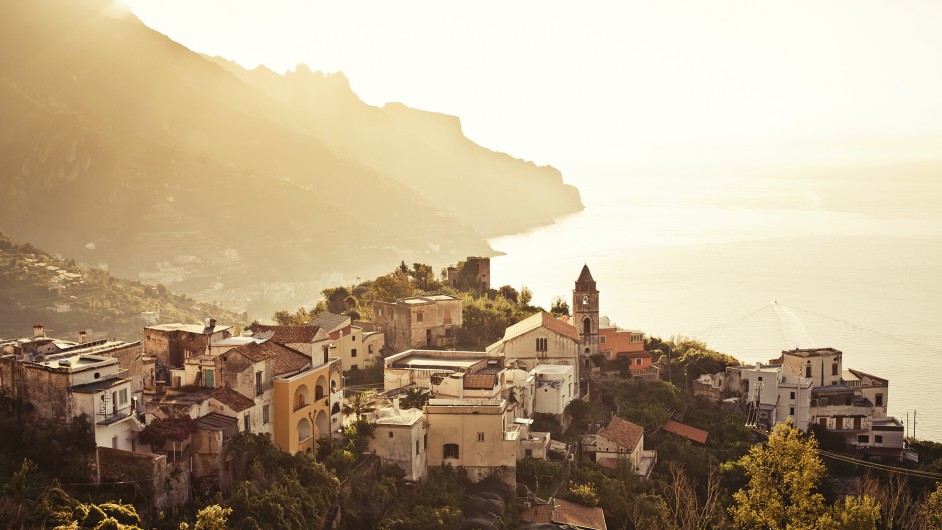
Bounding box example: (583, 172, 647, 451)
(573, 264, 599, 358)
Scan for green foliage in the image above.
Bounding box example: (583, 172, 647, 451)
(926, 482, 942, 530)
(568, 482, 600, 507)
(530, 413, 563, 438)
(177, 504, 231, 530)
(730, 420, 827, 529)
(549, 296, 570, 317)
(824, 496, 881, 530)
(519, 285, 534, 307)
(400, 387, 429, 410)
(223, 433, 339, 530)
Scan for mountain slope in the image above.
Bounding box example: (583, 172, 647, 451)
(205, 59, 583, 236)
(0, 232, 246, 342)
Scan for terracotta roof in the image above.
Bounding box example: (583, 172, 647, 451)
(464, 373, 498, 390)
(597, 416, 644, 452)
(252, 341, 312, 375)
(661, 419, 708, 444)
(622, 350, 652, 358)
(248, 323, 319, 344)
(496, 312, 579, 345)
(520, 503, 553, 524)
(552, 498, 607, 530)
(847, 368, 888, 384)
(210, 387, 255, 412)
(229, 342, 277, 363)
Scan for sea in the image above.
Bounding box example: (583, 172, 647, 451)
(488, 171, 942, 441)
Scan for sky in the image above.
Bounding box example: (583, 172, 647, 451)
(123, 0, 942, 185)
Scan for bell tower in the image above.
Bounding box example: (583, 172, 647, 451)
(573, 264, 599, 357)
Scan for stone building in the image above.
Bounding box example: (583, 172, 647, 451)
(373, 294, 462, 353)
(144, 320, 232, 369)
(573, 265, 600, 358)
(445, 257, 491, 291)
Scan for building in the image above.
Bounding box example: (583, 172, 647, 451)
(726, 363, 814, 431)
(144, 320, 232, 369)
(598, 318, 644, 361)
(311, 323, 385, 371)
(425, 398, 519, 485)
(530, 364, 575, 416)
(369, 401, 428, 481)
(247, 323, 327, 358)
(383, 349, 499, 393)
(0, 334, 144, 451)
(373, 294, 462, 353)
(272, 354, 332, 454)
(486, 312, 582, 396)
(593, 416, 655, 476)
(445, 257, 491, 291)
(572, 265, 599, 358)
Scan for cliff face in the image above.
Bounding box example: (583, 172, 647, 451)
(0, 0, 581, 293)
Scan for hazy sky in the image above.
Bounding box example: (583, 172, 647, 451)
(124, 0, 942, 181)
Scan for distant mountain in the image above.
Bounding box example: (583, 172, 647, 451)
(0, 0, 582, 301)
(205, 58, 583, 237)
(0, 232, 246, 342)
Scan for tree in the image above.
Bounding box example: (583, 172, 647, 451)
(519, 286, 533, 307)
(180, 504, 232, 530)
(925, 482, 942, 530)
(550, 296, 570, 317)
(730, 420, 827, 529)
(660, 463, 726, 530)
(400, 387, 429, 410)
(497, 285, 518, 303)
(824, 496, 880, 530)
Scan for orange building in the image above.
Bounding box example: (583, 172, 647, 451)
(272, 360, 332, 454)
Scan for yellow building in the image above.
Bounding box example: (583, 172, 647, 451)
(272, 361, 332, 454)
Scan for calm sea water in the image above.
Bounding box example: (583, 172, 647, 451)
(489, 173, 942, 441)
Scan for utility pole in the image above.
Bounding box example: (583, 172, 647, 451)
(914, 410, 917, 440)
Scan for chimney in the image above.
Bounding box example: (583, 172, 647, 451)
(32, 324, 45, 338)
(209, 318, 217, 329)
(78, 330, 87, 344)
(393, 396, 400, 415)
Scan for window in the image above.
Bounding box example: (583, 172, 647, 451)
(368, 344, 374, 354)
(525, 449, 533, 458)
(255, 371, 263, 396)
(832, 363, 839, 376)
(352, 335, 356, 342)
(243, 413, 250, 433)
(635, 358, 642, 366)
(204, 370, 214, 389)
(351, 348, 357, 358)
(599, 336, 606, 344)
(263, 405, 270, 424)
(858, 435, 869, 443)
(790, 391, 796, 400)
(416, 440, 420, 456)
(805, 366, 812, 378)
(875, 435, 883, 444)
(416, 312, 424, 323)
(477, 432, 485, 442)
(424, 433, 428, 450)
(351, 364, 358, 370)
(118, 388, 128, 405)
(790, 407, 795, 416)
(387, 431, 394, 438)
(443, 443, 459, 459)
(758, 376, 763, 381)
(536, 338, 548, 352)
(876, 393, 884, 406)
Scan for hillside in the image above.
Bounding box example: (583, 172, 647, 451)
(0, 0, 581, 311)
(0, 232, 246, 342)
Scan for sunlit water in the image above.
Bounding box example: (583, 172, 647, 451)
(489, 174, 942, 441)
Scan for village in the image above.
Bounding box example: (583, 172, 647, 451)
(0, 260, 915, 529)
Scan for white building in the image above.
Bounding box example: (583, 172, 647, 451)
(370, 402, 428, 481)
(530, 364, 575, 416)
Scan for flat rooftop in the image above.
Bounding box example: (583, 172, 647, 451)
(147, 323, 232, 334)
(531, 365, 573, 375)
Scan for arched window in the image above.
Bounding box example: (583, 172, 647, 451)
(583, 318, 591, 335)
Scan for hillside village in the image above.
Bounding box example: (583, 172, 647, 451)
(0, 260, 938, 529)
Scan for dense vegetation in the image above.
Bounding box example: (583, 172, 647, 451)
(0, 233, 246, 342)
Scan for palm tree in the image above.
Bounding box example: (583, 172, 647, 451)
(341, 391, 377, 420)
(400, 387, 430, 410)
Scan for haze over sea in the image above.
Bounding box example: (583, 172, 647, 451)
(490, 168, 942, 441)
